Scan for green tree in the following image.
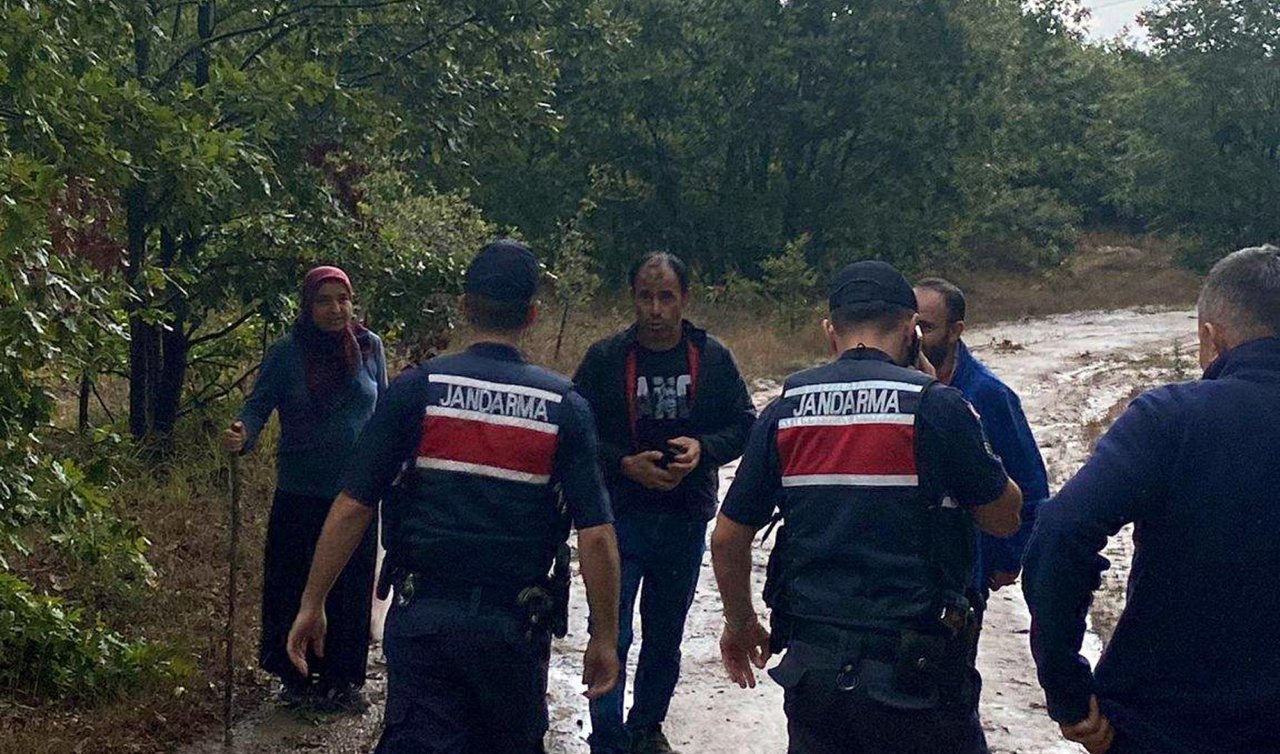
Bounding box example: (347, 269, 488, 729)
(761, 234, 818, 333)
(463, 0, 1087, 278)
(551, 198, 603, 360)
(1, 8, 165, 697)
(1122, 0, 1280, 266)
(3, 0, 567, 445)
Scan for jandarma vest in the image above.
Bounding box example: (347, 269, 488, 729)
(383, 352, 574, 589)
(763, 353, 974, 633)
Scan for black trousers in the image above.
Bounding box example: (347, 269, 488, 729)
(259, 489, 378, 689)
(376, 595, 550, 754)
(783, 665, 989, 754)
(771, 619, 988, 754)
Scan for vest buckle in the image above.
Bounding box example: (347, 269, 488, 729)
(937, 603, 970, 637)
(517, 585, 555, 642)
(395, 572, 417, 607)
(836, 662, 860, 692)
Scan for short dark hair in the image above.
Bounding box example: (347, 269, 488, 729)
(1198, 245, 1280, 338)
(629, 252, 690, 293)
(830, 301, 914, 335)
(916, 277, 966, 323)
(464, 293, 533, 333)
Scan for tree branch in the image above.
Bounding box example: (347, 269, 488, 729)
(239, 25, 294, 71)
(157, 0, 421, 85)
(93, 381, 117, 424)
(178, 364, 261, 417)
(344, 13, 484, 86)
(189, 308, 259, 347)
(186, 355, 241, 370)
(158, 19, 293, 85)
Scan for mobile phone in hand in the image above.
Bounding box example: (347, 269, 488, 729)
(659, 446, 679, 468)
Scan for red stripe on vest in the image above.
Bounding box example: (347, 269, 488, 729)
(418, 415, 558, 476)
(777, 423, 917, 478)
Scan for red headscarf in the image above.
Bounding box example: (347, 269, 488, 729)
(295, 266, 370, 404)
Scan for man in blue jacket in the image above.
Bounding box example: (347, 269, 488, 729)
(914, 279, 1050, 598)
(575, 252, 757, 754)
(1022, 245, 1280, 754)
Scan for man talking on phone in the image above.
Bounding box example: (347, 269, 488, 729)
(574, 252, 756, 754)
(712, 260, 1022, 754)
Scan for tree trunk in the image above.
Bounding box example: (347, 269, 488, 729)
(148, 228, 191, 446)
(123, 0, 214, 446)
(126, 12, 154, 442)
(554, 301, 571, 361)
(133, 316, 162, 441)
(139, 4, 213, 447)
(128, 315, 151, 440)
(196, 1, 214, 87)
(152, 325, 190, 440)
(125, 181, 152, 441)
(78, 374, 92, 434)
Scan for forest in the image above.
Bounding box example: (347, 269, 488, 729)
(0, 0, 1277, 748)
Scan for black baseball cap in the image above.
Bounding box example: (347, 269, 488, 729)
(464, 239, 540, 302)
(828, 260, 918, 312)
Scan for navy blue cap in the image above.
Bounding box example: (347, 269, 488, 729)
(464, 239, 539, 302)
(828, 260, 918, 312)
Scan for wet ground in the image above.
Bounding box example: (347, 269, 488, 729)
(184, 306, 1199, 754)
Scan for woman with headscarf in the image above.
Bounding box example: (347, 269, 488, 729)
(223, 265, 386, 710)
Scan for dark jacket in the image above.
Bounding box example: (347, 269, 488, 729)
(1023, 337, 1280, 754)
(573, 320, 756, 520)
(238, 331, 387, 499)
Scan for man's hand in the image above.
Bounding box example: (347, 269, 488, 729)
(581, 635, 620, 699)
(719, 615, 771, 689)
(665, 437, 702, 483)
(915, 349, 937, 378)
(988, 570, 1020, 591)
(286, 604, 326, 677)
(223, 421, 246, 454)
(621, 451, 679, 492)
(1060, 696, 1114, 754)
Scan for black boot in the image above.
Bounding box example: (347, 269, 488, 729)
(631, 725, 679, 754)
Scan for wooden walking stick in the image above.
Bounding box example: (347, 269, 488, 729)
(224, 451, 243, 748)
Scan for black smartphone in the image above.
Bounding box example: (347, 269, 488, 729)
(659, 446, 679, 468)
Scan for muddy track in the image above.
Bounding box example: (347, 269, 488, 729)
(184, 307, 1198, 754)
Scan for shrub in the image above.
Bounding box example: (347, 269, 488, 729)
(761, 234, 819, 332)
(963, 186, 1082, 270)
(0, 572, 181, 701)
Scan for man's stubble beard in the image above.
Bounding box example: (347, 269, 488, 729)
(924, 342, 952, 370)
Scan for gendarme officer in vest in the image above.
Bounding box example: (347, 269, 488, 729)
(286, 240, 622, 753)
(710, 261, 1023, 754)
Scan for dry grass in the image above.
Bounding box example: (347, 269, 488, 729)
(509, 298, 830, 384)
(945, 232, 1202, 324)
(509, 231, 1204, 383)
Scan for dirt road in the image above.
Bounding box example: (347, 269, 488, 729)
(189, 306, 1199, 754)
